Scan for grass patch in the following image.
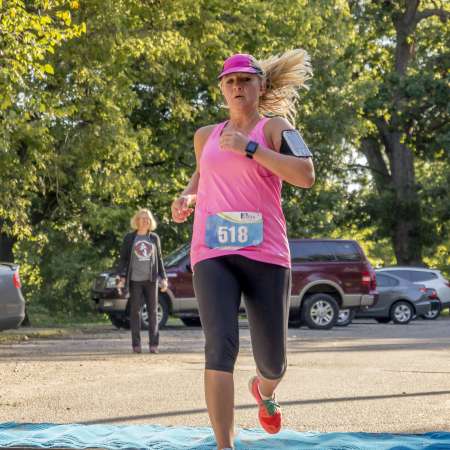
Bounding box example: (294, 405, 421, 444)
(0, 328, 73, 344)
(166, 316, 183, 327)
(25, 303, 109, 328)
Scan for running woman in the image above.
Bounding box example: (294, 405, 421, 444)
(171, 50, 315, 450)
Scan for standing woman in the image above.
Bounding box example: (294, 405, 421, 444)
(117, 208, 168, 354)
(171, 50, 315, 449)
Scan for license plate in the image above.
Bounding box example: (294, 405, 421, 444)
(103, 300, 113, 308)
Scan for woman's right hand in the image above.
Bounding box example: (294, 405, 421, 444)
(171, 195, 195, 223)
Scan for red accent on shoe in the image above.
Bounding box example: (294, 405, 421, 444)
(248, 376, 282, 434)
(149, 346, 159, 354)
(132, 346, 142, 354)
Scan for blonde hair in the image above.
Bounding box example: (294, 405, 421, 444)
(130, 208, 157, 232)
(257, 49, 312, 122)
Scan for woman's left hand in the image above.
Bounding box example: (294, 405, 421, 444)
(219, 131, 249, 155)
(159, 278, 168, 292)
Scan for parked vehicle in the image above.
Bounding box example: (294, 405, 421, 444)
(376, 267, 450, 311)
(337, 272, 438, 326)
(336, 308, 356, 327)
(92, 239, 378, 330)
(0, 263, 25, 331)
(288, 239, 377, 329)
(336, 284, 442, 327)
(421, 288, 441, 320)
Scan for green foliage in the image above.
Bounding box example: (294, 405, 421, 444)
(0, 0, 85, 234)
(0, 0, 448, 316)
(344, 0, 450, 263)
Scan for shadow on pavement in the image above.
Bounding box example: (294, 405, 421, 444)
(79, 389, 450, 424)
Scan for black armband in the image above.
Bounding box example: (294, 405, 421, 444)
(280, 130, 313, 158)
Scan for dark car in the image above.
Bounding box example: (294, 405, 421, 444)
(337, 283, 441, 326)
(0, 263, 25, 331)
(92, 239, 377, 330)
(377, 267, 450, 313)
(340, 272, 437, 325)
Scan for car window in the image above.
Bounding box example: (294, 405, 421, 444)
(328, 242, 361, 262)
(376, 274, 398, 287)
(408, 271, 438, 282)
(290, 242, 336, 262)
(384, 270, 412, 281)
(164, 243, 190, 268)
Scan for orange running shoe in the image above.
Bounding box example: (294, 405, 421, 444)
(248, 376, 282, 434)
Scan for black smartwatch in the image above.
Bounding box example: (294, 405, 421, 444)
(245, 140, 258, 159)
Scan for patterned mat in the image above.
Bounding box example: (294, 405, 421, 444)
(1, 423, 449, 449)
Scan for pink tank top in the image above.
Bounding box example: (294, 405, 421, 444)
(190, 117, 291, 269)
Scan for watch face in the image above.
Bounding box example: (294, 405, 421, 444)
(247, 141, 258, 153)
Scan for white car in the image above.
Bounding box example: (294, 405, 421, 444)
(377, 267, 450, 310)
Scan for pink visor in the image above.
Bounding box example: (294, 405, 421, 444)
(218, 53, 264, 79)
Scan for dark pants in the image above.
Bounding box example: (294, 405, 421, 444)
(193, 255, 291, 379)
(129, 280, 159, 347)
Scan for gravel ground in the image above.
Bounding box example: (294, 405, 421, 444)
(1, 318, 449, 433)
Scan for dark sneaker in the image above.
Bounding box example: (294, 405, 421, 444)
(132, 346, 142, 354)
(248, 376, 282, 434)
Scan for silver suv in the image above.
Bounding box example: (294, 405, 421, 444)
(377, 267, 450, 311)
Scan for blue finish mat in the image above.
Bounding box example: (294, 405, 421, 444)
(1, 423, 450, 449)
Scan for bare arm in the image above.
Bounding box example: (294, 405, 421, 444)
(171, 125, 215, 223)
(219, 117, 315, 188)
(255, 117, 315, 188)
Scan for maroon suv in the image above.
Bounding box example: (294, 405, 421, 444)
(92, 238, 377, 330)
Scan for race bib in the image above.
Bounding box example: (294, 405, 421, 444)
(205, 212, 263, 250)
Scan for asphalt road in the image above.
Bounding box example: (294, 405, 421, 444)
(1, 318, 449, 433)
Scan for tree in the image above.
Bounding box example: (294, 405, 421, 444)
(11, 0, 361, 315)
(347, 0, 450, 265)
(0, 0, 85, 260)
(4, 0, 448, 317)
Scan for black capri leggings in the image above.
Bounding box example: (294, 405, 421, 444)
(193, 255, 291, 380)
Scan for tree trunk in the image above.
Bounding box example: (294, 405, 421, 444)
(0, 219, 15, 262)
(361, 134, 423, 265)
(385, 133, 423, 265)
(359, 1, 445, 266)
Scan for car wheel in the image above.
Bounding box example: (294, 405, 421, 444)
(375, 318, 391, 324)
(108, 314, 129, 330)
(288, 319, 302, 328)
(181, 317, 202, 327)
(301, 294, 339, 330)
(140, 294, 170, 330)
(288, 309, 302, 328)
(420, 308, 441, 320)
(390, 301, 414, 324)
(336, 309, 356, 327)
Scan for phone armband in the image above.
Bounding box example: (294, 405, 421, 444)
(280, 129, 313, 158)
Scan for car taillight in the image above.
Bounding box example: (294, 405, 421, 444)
(445, 280, 450, 288)
(362, 270, 376, 290)
(13, 271, 21, 289)
(427, 289, 438, 300)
